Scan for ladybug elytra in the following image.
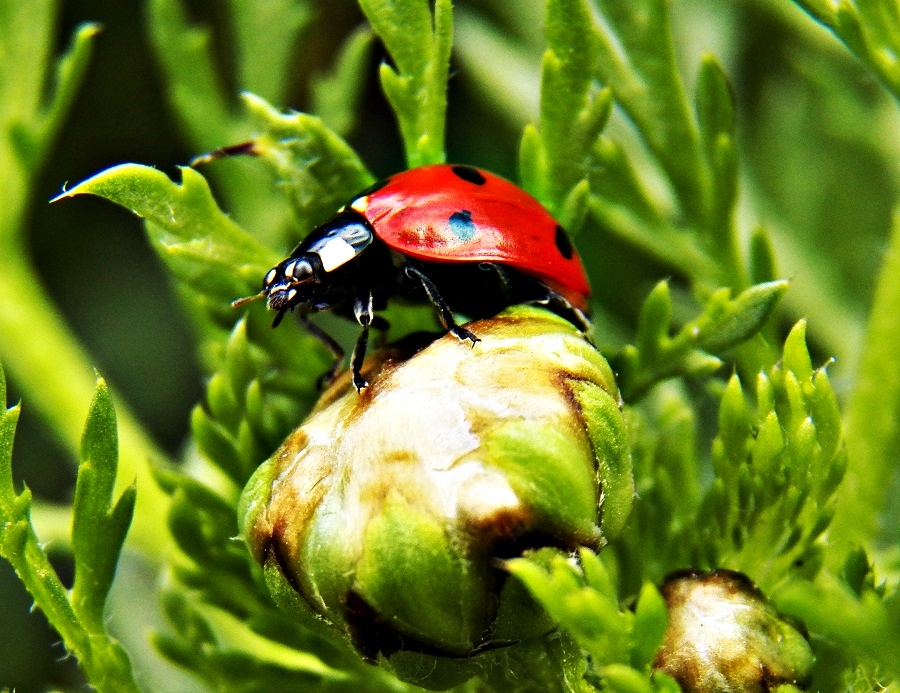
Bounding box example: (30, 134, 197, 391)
(235, 164, 591, 390)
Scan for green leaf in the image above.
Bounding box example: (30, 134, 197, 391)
(831, 209, 900, 548)
(508, 550, 633, 672)
(54, 163, 277, 362)
(635, 281, 673, 364)
(612, 280, 789, 401)
(145, 0, 243, 149)
(630, 583, 668, 672)
(707, 322, 847, 588)
(521, 0, 611, 225)
(310, 25, 375, 136)
(776, 570, 900, 681)
(9, 23, 99, 172)
(695, 53, 738, 260)
(748, 226, 779, 286)
(0, 376, 141, 691)
(694, 280, 789, 352)
(240, 92, 374, 230)
(71, 379, 136, 630)
(591, 0, 708, 225)
(360, 0, 452, 167)
(229, 0, 313, 103)
(792, 0, 900, 99)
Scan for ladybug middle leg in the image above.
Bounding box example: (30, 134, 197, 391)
(403, 264, 480, 346)
(350, 290, 376, 391)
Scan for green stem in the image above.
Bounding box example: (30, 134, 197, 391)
(2, 512, 141, 692)
(0, 257, 172, 559)
(830, 210, 900, 552)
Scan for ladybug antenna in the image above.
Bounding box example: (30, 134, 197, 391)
(191, 140, 261, 167)
(231, 290, 267, 309)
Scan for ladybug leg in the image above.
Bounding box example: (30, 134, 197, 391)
(538, 289, 593, 335)
(300, 314, 346, 388)
(404, 265, 480, 346)
(478, 262, 512, 302)
(350, 290, 375, 391)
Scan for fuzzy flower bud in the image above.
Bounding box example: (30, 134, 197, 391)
(654, 570, 814, 693)
(239, 306, 632, 685)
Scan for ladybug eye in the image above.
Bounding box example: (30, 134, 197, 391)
(282, 258, 313, 283)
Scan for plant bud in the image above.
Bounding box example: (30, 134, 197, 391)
(654, 570, 814, 693)
(239, 306, 633, 685)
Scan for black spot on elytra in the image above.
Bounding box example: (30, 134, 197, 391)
(555, 224, 574, 259)
(448, 210, 476, 240)
(451, 165, 486, 185)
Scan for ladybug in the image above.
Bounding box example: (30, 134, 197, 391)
(235, 164, 591, 390)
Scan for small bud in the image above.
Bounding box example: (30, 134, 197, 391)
(240, 306, 633, 682)
(654, 570, 814, 693)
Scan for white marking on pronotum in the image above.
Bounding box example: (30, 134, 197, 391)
(265, 268, 277, 285)
(284, 260, 297, 278)
(317, 237, 358, 272)
(350, 196, 370, 214)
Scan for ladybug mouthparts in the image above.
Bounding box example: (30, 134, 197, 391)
(265, 285, 299, 311)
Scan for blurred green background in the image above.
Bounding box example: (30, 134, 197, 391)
(3, 0, 897, 690)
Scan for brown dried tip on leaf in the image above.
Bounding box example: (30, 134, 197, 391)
(238, 306, 634, 685)
(654, 570, 814, 693)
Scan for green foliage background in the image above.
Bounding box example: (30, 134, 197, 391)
(0, 0, 898, 691)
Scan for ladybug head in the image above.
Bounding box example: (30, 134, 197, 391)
(231, 256, 317, 325)
(263, 257, 316, 312)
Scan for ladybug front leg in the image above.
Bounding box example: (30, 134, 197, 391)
(403, 264, 480, 346)
(350, 290, 375, 391)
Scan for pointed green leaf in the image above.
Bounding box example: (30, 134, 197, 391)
(558, 178, 592, 236)
(635, 281, 673, 362)
(526, 0, 609, 220)
(749, 226, 779, 286)
(311, 25, 374, 136)
(718, 374, 750, 462)
(782, 320, 813, 382)
(696, 280, 789, 352)
(578, 547, 617, 602)
(0, 402, 21, 511)
(592, 0, 707, 224)
(630, 583, 668, 671)
(56, 163, 276, 300)
(146, 0, 237, 148)
(191, 405, 246, 484)
(518, 123, 547, 201)
(695, 53, 737, 239)
(360, 0, 451, 166)
(0, 378, 140, 690)
(71, 379, 135, 629)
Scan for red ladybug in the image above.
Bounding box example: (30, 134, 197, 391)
(235, 164, 591, 390)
